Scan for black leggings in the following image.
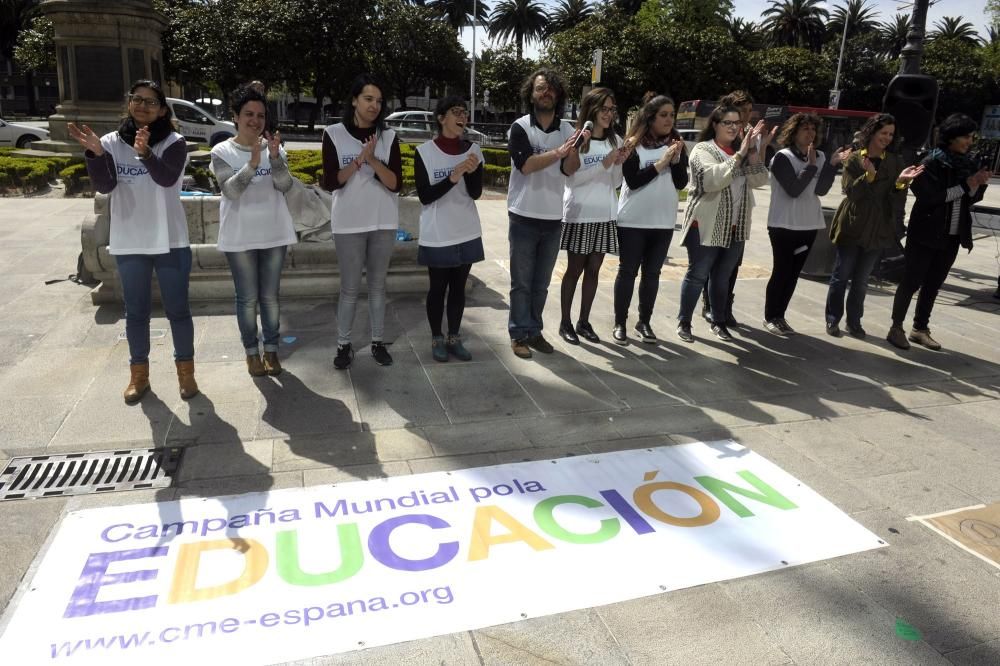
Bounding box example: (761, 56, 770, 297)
(426, 264, 472, 337)
(561, 251, 605, 324)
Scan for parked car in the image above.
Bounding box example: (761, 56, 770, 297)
(166, 98, 235, 146)
(385, 111, 484, 144)
(0, 118, 50, 149)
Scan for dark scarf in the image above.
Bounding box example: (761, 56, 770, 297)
(117, 115, 173, 149)
(927, 146, 977, 180)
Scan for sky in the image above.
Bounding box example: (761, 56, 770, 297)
(458, 0, 993, 61)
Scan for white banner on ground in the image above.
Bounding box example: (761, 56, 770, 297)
(0, 441, 885, 665)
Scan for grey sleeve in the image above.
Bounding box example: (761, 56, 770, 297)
(212, 154, 255, 200)
(270, 155, 293, 193)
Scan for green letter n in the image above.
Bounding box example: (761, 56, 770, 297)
(695, 471, 798, 518)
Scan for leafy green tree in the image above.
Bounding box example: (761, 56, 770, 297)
(827, 0, 880, 41)
(928, 16, 979, 45)
(12, 13, 52, 72)
(760, 0, 828, 52)
(923, 36, 998, 120)
(747, 46, 833, 105)
(661, 0, 733, 27)
(488, 0, 549, 60)
(476, 44, 536, 112)
(821, 32, 892, 109)
(547, 0, 594, 37)
(879, 13, 910, 59)
(726, 16, 767, 51)
(425, 0, 489, 31)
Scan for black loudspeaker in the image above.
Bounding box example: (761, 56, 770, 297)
(883, 74, 939, 151)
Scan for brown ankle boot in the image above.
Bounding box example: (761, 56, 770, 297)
(246, 353, 266, 377)
(123, 362, 150, 404)
(262, 351, 282, 376)
(175, 360, 199, 399)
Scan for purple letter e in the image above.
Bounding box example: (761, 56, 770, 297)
(63, 547, 168, 618)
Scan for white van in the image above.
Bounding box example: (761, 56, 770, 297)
(166, 98, 235, 146)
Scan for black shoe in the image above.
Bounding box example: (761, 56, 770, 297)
(371, 341, 393, 366)
(526, 334, 554, 354)
(634, 321, 656, 343)
(612, 324, 628, 345)
(776, 318, 796, 335)
(558, 321, 580, 345)
(846, 322, 866, 339)
(763, 318, 785, 336)
(333, 343, 354, 370)
(575, 321, 600, 342)
(825, 322, 842, 338)
(711, 323, 733, 341)
(676, 322, 694, 343)
(701, 307, 713, 324)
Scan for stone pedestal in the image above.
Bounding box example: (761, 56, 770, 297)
(31, 0, 167, 155)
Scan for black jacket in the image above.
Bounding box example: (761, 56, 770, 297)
(907, 153, 986, 251)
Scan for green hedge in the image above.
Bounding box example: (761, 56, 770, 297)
(59, 163, 90, 195)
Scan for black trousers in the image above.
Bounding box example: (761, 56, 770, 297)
(702, 242, 743, 316)
(426, 264, 472, 337)
(890, 236, 960, 330)
(764, 227, 818, 321)
(614, 226, 673, 325)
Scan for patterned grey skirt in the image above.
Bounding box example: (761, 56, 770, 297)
(560, 220, 619, 255)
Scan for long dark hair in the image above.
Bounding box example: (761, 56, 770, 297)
(342, 74, 388, 132)
(699, 105, 740, 143)
(858, 113, 896, 150)
(118, 79, 174, 148)
(576, 87, 619, 153)
(626, 94, 678, 148)
(520, 67, 566, 118)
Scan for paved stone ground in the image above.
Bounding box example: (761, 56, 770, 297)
(1, 182, 1000, 665)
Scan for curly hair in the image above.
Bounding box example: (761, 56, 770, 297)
(520, 67, 566, 118)
(777, 113, 822, 148)
(698, 105, 741, 143)
(857, 113, 896, 149)
(231, 85, 267, 118)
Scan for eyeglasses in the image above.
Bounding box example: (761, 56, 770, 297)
(533, 84, 552, 93)
(449, 108, 469, 117)
(128, 94, 160, 108)
(599, 106, 618, 115)
(718, 120, 741, 127)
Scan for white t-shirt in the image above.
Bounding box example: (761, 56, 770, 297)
(102, 131, 188, 255)
(563, 136, 623, 224)
(507, 115, 575, 220)
(325, 123, 399, 233)
(617, 144, 679, 229)
(416, 141, 484, 247)
(210, 139, 297, 252)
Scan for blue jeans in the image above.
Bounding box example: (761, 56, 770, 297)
(115, 248, 194, 365)
(825, 244, 882, 327)
(508, 213, 562, 340)
(225, 246, 287, 354)
(678, 228, 744, 324)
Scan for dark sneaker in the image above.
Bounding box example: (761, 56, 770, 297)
(511, 338, 533, 359)
(575, 321, 600, 343)
(776, 318, 796, 335)
(846, 322, 866, 339)
(886, 325, 910, 350)
(711, 323, 733, 341)
(431, 336, 449, 362)
(558, 321, 580, 345)
(333, 343, 354, 370)
(701, 307, 713, 324)
(763, 319, 785, 336)
(825, 322, 842, 338)
(676, 322, 694, 343)
(634, 321, 656, 343)
(526, 334, 554, 354)
(446, 335, 472, 361)
(371, 341, 393, 366)
(612, 323, 628, 345)
(908, 328, 941, 351)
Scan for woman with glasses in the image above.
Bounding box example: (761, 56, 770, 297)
(612, 94, 688, 345)
(68, 80, 198, 404)
(321, 74, 402, 370)
(825, 113, 923, 339)
(558, 87, 630, 345)
(676, 105, 772, 343)
(886, 113, 990, 351)
(414, 95, 484, 362)
(210, 86, 297, 376)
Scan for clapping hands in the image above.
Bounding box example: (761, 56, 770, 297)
(449, 153, 480, 184)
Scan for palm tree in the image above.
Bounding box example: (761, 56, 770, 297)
(827, 0, 879, 40)
(726, 16, 767, 51)
(928, 16, 980, 45)
(879, 13, 910, 59)
(982, 25, 1000, 47)
(425, 0, 490, 32)
(487, 0, 548, 60)
(547, 0, 593, 37)
(760, 0, 829, 52)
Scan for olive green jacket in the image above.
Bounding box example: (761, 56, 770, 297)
(829, 151, 907, 250)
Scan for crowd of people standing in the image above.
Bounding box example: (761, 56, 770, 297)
(69, 70, 993, 404)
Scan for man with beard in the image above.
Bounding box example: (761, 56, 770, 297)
(506, 68, 580, 358)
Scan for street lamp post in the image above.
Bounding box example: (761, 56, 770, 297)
(830, 8, 850, 109)
(469, 0, 478, 125)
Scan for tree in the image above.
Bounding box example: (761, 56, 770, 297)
(827, 0, 879, 41)
(12, 13, 52, 72)
(879, 13, 910, 59)
(3, 0, 44, 115)
(547, 0, 593, 37)
(726, 17, 767, 51)
(760, 0, 828, 52)
(747, 46, 833, 105)
(0, 0, 39, 60)
(821, 31, 892, 110)
(661, 0, 733, 27)
(924, 36, 998, 120)
(928, 16, 979, 45)
(476, 44, 536, 111)
(425, 0, 489, 31)
(488, 0, 549, 60)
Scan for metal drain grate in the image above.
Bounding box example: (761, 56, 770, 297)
(0, 448, 183, 501)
